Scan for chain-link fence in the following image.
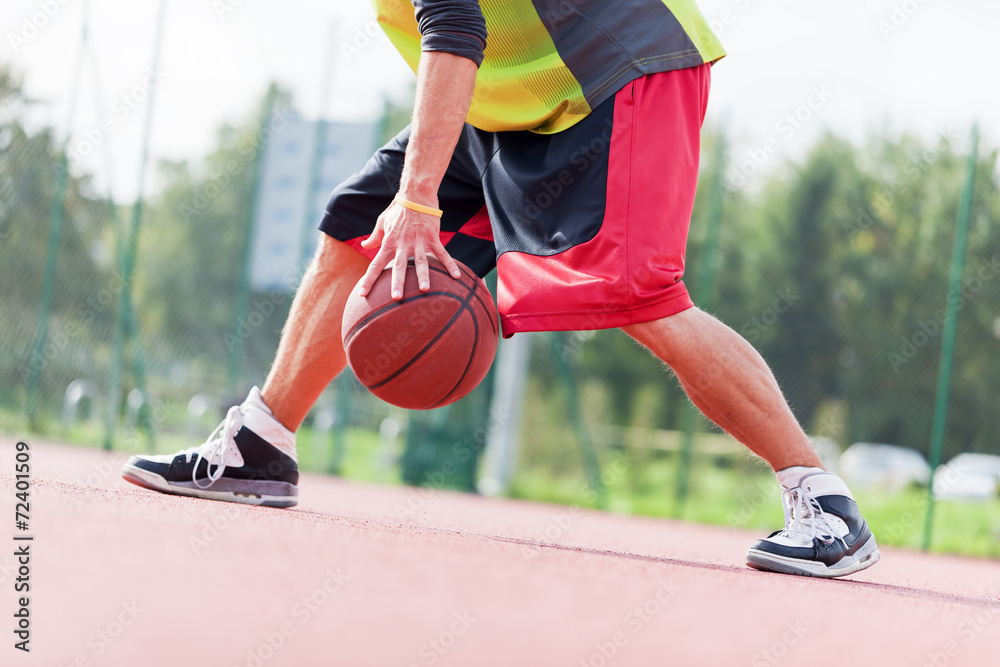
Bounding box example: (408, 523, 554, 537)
(3, 61, 999, 553)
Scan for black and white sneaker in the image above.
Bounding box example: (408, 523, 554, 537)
(122, 387, 299, 508)
(746, 468, 880, 578)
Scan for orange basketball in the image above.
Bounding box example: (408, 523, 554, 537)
(342, 257, 499, 409)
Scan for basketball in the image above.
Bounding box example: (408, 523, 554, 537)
(341, 256, 499, 410)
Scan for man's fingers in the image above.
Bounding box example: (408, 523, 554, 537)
(356, 263, 381, 298)
(356, 248, 391, 297)
(390, 250, 409, 300)
(359, 230, 383, 249)
(430, 237, 463, 279)
(413, 237, 430, 291)
(360, 217, 386, 249)
(358, 209, 454, 298)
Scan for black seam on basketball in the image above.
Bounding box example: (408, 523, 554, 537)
(369, 271, 483, 400)
(346, 264, 479, 346)
(458, 264, 498, 337)
(345, 291, 450, 345)
(366, 291, 475, 391)
(467, 284, 498, 337)
(426, 262, 494, 403)
(428, 263, 478, 293)
(347, 260, 494, 406)
(431, 306, 480, 409)
(431, 263, 488, 407)
(344, 291, 462, 348)
(345, 262, 474, 346)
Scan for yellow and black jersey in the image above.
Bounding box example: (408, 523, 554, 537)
(376, 0, 725, 133)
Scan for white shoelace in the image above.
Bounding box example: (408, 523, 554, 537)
(185, 406, 243, 489)
(780, 486, 839, 546)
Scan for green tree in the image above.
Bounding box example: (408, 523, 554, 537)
(0, 65, 118, 419)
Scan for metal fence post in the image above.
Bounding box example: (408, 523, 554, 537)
(922, 124, 978, 551)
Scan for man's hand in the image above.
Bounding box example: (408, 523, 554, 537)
(356, 198, 462, 300)
(354, 51, 478, 301)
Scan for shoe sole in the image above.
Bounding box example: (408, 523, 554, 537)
(745, 534, 881, 578)
(121, 464, 298, 509)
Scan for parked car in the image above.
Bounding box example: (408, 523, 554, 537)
(933, 453, 1000, 501)
(839, 442, 931, 492)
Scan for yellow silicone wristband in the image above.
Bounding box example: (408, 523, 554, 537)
(394, 194, 443, 218)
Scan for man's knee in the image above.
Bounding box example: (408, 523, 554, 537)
(312, 234, 369, 277)
(624, 306, 703, 340)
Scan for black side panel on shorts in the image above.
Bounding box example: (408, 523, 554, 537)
(319, 125, 500, 278)
(319, 129, 409, 243)
(484, 94, 613, 258)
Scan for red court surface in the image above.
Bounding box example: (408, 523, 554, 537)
(2, 437, 999, 666)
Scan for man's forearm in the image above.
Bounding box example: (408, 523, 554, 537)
(399, 51, 478, 203)
(356, 50, 478, 298)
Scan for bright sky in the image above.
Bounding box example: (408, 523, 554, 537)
(2, 0, 996, 202)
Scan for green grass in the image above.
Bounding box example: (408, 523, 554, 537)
(853, 488, 1000, 558)
(12, 413, 395, 483)
(294, 425, 397, 483)
(5, 409, 998, 559)
(509, 447, 1000, 559)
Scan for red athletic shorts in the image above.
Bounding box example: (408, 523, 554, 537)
(320, 63, 711, 337)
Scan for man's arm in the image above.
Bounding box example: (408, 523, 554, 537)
(357, 52, 478, 299)
(357, 0, 487, 300)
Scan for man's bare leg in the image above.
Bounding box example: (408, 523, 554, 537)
(121, 234, 365, 506)
(261, 235, 369, 431)
(622, 307, 822, 471)
(625, 307, 881, 578)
